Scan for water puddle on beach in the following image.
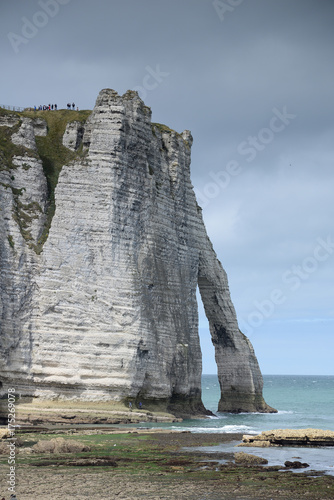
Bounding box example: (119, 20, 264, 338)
(183, 441, 334, 476)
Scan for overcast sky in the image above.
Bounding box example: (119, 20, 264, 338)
(1, 0, 333, 375)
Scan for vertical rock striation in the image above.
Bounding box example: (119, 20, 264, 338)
(0, 91, 275, 415)
(0, 116, 48, 387)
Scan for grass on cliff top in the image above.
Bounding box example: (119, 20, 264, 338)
(152, 122, 191, 149)
(0, 107, 188, 251)
(152, 122, 183, 140)
(22, 109, 91, 250)
(0, 107, 91, 252)
(22, 108, 91, 192)
(152, 122, 177, 134)
(0, 117, 37, 171)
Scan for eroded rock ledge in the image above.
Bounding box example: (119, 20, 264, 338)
(239, 429, 334, 447)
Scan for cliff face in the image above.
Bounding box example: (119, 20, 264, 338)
(0, 90, 274, 414)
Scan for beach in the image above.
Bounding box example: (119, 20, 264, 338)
(1, 427, 334, 499)
(1, 375, 334, 498)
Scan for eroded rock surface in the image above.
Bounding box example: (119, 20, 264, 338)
(234, 452, 268, 465)
(240, 429, 334, 447)
(0, 91, 273, 415)
(62, 120, 84, 151)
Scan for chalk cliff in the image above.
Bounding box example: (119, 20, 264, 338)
(0, 90, 275, 415)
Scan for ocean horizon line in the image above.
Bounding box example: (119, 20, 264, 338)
(202, 373, 334, 377)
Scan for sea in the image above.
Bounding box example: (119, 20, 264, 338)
(132, 375, 334, 434)
(132, 374, 334, 475)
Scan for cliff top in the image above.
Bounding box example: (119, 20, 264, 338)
(0, 92, 191, 253)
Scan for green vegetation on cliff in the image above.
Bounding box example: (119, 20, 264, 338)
(0, 110, 37, 171)
(23, 109, 91, 251)
(24, 109, 91, 191)
(1, 108, 191, 253)
(0, 107, 91, 252)
(152, 122, 191, 149)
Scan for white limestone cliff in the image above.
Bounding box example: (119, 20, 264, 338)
(0, 91, 275, 415)
(62, 120, 84, 151)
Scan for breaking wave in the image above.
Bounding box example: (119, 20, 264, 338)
(170, 424, 257, 434)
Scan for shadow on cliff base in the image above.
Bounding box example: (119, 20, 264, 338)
(133, 394, 215, 419)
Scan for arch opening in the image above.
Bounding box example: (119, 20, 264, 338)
(197, 286, 219, 412)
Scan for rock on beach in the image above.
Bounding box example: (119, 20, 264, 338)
(239, 428, 334, 447)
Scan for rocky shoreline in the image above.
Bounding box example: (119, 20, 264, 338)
(1, 427, 333, 499)
(0, 399, 184, 427)
(239, 428, 334, 447)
